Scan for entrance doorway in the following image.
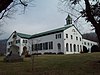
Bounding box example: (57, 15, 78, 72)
(22, 46, 28, 55)
(57, 43, 61, 52)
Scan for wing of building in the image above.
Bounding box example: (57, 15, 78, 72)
(7, 31, 31, 55)
(6, 15, 98, 55)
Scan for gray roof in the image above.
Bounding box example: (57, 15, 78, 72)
(8, 24, 82, 40)
(30, 25, 72, 39)
(7, 32, 31, 41)
(17, 32, 31, 39)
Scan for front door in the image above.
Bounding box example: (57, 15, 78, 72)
(57, 43, 61, 52)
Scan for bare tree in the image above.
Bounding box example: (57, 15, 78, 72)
(0, 0, 34, 20)
(59, 0, 100, 48)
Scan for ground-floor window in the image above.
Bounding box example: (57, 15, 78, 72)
(35, 44, 38, 50)
(32, 44, 34, 51)
(39, 43, 42, 50)
(66, 43, 68, 51)
(77, 45, 79, 52)
(43, 43, 47, 50)
(73, 44, 76, 52)
(80, 45, 82, 51)
(45, 42, 48, 50)
(49, 41, 53, 49)
(32, 41, 53, 51)
(70, 44, 72, 52)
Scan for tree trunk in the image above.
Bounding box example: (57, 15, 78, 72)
(95, 24, 100, 49)
(84, 0, 100, 50)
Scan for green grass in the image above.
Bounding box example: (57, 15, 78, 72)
(0, 53, 100, 75)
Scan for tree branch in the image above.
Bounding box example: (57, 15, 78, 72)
(0, 2, 20, 19)
(19, 0, 28, 6)
(74, 14, 83, 22)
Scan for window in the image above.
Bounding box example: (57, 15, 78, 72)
(37, 44, 40, 50)
(67, 20, 70, 25)
(77, 45, 79, 52)
(66, 34, 68, 38)
(18, 40, 20, 43)
(91, 43, 92, 46)
(43, 43, 46, 50)
(58, 34, 61, 38)
(84, 42, 86, 45)
(33, 41, 53, 51)
(70, 44, 72, 52)
(16, 40, 20, 44)
(23, 40, 27, 43)
(76, 37, 78, 40)
(88, 43, 89, 46)
(66, 43, 68, 51)
(26, 40, 27, 43)
(72, 29, 75, 32)
(43, 42, 48, 50)
(35, 44, 37, 50)
(49, 41, 53, 49)
(71, 35, 72, 39)
(67, 18, 72, 25)
(73, 44, 76, 52)
(55, 34, 61, 39)
(39, 43, 42, 50)
(80, 38, 81, 41)
(37, 43, 42, 50)
(80, 45, 82, 51)
(32, 44, 34, 51)
(8, 42, 10, 45)
(11, 41, 12, 45)
(55, 34, 57, 39)
(23, 40, 24, 43)
(33, 43, 42, 51)
(45, 42, 48, 50)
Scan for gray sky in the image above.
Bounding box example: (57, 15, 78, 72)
(0, 0, 93, 39)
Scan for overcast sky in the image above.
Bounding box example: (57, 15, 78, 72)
(0, 0, 93, 40)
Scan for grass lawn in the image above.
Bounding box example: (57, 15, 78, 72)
(0, 53, 100, 75)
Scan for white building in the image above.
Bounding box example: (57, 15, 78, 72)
(6, 15, 98, 55)
(82, 39, 98, 53)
